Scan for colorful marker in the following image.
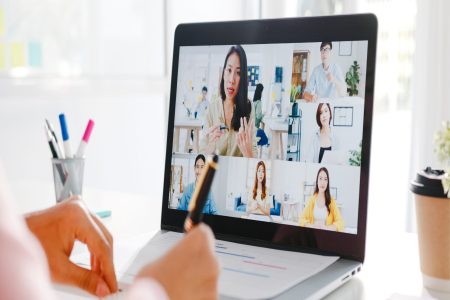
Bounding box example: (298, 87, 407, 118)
(59, 113, 73, 158)
(76, 119, 94, 158)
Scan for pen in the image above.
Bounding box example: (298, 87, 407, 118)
(184, 154, 219, 232)
(45, 125, 66, 183)
(46, 119, 65, 159)
(76, 119, 94, 158)
(59, 113, 73, 158)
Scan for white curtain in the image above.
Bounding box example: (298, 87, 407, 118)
(408, 0, 450, 229)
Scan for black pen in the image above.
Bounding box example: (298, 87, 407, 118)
(46, 119, 65, 159)
(45, 125, 66, 184)
(184, 154, 219, 232)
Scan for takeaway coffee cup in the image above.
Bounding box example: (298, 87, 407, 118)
(410, 167, 450, 292)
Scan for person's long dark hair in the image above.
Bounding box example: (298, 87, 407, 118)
(220, 45, 251, 131)
(253, 83, 264, 102)
(314, 167, 331, 214)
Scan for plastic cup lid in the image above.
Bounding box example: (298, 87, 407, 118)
(410, 167, 447, 198)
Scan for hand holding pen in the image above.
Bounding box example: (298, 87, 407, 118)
(184, 154, 219, 232)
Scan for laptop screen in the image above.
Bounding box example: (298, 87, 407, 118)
(168, 41, 368, 235)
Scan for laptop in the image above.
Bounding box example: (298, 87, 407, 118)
(122, 14, 377, 299)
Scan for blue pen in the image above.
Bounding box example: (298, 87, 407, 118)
(59, 113, 73, 158)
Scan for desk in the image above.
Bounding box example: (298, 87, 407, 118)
(262, 116, 288, 160)
(173, 118, 202, 153)
(11, 180, 450, 300)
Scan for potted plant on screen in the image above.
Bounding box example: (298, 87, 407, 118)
(345, 61, 360, 96)
(349, 141, 362, 166)
(435, 121, 450, 197)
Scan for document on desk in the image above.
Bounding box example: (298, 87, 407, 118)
(122, 231, 339, 300)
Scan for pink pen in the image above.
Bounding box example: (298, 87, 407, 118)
(76, 119, 94, 158)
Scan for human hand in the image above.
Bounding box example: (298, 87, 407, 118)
(237, 117, 254, 158)
(303, 92, 317, 102)
(137, 224, 219, 300)
(25, 195, 117, 297)
(249, 201, 257, 211)
(206, 124, 224, 154)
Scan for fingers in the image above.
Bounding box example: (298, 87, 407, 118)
(210, 130, 223, 143)
(206, 124, 220, 135)
(207, 124, 223, 146)
(242, 116, 247, 133)
(64, 259, 111, 297)
(194, 223, 215, 251)
(89, 212, 113, 251)
(75, 211, 118, 293)
(237, 117, 255, 157)
(246, 117, 254, 141)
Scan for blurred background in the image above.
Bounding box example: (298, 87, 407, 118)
(0, 0, 449, 235)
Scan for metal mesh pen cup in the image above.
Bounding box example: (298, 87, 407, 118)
(51, 158, 85, 203)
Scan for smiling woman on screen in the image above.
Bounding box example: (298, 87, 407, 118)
(299, 167, 344, 232)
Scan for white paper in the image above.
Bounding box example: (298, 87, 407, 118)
(123, 232, 339, 299)
(67, 231, 339, 299)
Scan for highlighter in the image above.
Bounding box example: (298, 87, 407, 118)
(184, 154, 219, 232)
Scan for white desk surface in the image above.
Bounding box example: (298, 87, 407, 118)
(11, 180, 449, 300)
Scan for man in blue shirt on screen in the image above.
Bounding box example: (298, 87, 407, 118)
(178, 154, 217, 214)
(304, 41, 346, 101)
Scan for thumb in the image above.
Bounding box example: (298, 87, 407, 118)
(65, 261, 111, 297)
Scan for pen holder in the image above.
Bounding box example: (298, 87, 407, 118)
(51, 158, 85, 203)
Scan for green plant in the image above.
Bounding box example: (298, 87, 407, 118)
(435, 121, 450, 197)
(290, 84, 301, 102)
(349, 141, 362, 166)
(345, 61, 360, 96)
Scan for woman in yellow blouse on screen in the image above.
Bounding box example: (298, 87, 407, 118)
(299, 167, 344, 232)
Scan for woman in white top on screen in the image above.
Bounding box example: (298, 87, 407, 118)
(305, 103, 339, 163)
(247, 161, 273, 215)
